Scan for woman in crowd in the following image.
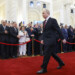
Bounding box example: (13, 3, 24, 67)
(19, 26, 29, 56)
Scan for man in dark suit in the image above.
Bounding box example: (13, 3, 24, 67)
(38, 24, 44, 55)
(61, 25, 68, 52)
(0, 20, 10, 59)
(37, 9, 66, 74)
(73, 29, 75, 50)
(26, 26, 37, 56)
(10, 22, 20, 58)
(26, 23, 33, 56)
(67, 26, 73, 52)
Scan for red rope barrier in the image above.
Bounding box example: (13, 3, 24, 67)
(66, 42, 75, 45)
(0, 39, 75, 46)
(34, 39, 41, 43)
(0, 40, 32, 46)
(57, 39, 75, 45)
(34, 39, 75, 45)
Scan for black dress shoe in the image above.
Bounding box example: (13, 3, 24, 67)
(37, 69, 47, 74)
(57, 63, 65, 69)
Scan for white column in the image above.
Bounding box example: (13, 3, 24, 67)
(17, 0, 23, 23)
(64, 4, 71, 26)
(22, 0, 28, 26)
(5, 0, 18, 22)
(60, 5, 65, 24)
(49, 0, 53, 17)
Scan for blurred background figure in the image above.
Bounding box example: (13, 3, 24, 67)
(61, 25, 68, 52)
(67, 26, 74, 52)
(0, 20, 10, 59)
(9, 22, 19, 58)
(19, 26, 29, 56)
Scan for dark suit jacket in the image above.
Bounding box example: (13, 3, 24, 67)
(34, 28, 39, 39)
(68, 28, 73, 38)
(0, 24, 10, 42)
(9, 27, 18, 43)
(42, 18, 64, 46)
(61, 28, 68, 40)
(26, 27, 37, 39)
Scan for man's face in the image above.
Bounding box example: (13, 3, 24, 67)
(3, 21, 6, 26)
(65, 25, 67, 29)
(30, 27, 33, 31)
(13, 23, 17, 28)
(35, 24, 38, 28)
(21, 27, 25, 31)
(42, 11, 48, 19)
(28, 23, 32, 27)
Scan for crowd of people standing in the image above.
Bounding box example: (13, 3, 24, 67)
(0, 20, 75, 59)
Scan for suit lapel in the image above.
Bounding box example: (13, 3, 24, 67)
(43, 18, 52, 31)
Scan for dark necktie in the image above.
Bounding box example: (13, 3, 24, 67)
(44, 20, 46, 28)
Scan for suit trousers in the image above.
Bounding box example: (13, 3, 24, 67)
(41, 45, 64, 69)
(10, 42, 18, 57)
(0, 41, 9, 58)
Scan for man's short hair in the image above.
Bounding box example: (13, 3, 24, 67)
(43, 9, 50, 15)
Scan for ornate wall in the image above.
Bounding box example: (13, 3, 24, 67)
(0, 0, 75, 27)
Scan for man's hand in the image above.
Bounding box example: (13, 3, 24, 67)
(5, 30, 8, 34)
(62, 39, 66, 44)
(17, 35, 20, 39)
(31, 34, 34, 37)
(41, 40, 44, 44)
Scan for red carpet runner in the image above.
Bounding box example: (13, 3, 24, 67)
(0, 52, 75, 75)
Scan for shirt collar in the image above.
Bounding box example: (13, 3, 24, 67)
(45, 16, 50, 22)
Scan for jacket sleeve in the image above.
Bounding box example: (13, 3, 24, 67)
(0, 31, 5, 35)
(52, 19, 64, 40)
(10, 28, 17, 38)
(0, 25, 5, 35)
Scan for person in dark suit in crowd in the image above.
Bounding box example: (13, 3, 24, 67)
(73, 29, 75, 50)
(0, 20, 10, 59)
(26, 22, 33, 56)
(38, 24, 44, 55)
(0, 20, 3, 57)
(37, 9, 66, 74)
(9, 22, 20, 58)
(26, 22, 35, 56)
(6, 21, 13, 58)
(67, 26, 74, 52)
(61, 25, 68, 52)
(34, 24, 40, 55)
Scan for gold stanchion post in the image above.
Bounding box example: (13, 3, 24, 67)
(32, 36, 34, 56)
(61, 41, 64, 53)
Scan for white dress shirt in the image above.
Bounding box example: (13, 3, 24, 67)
(19, 31, 27, 42)
(45, 16, 50, 23)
